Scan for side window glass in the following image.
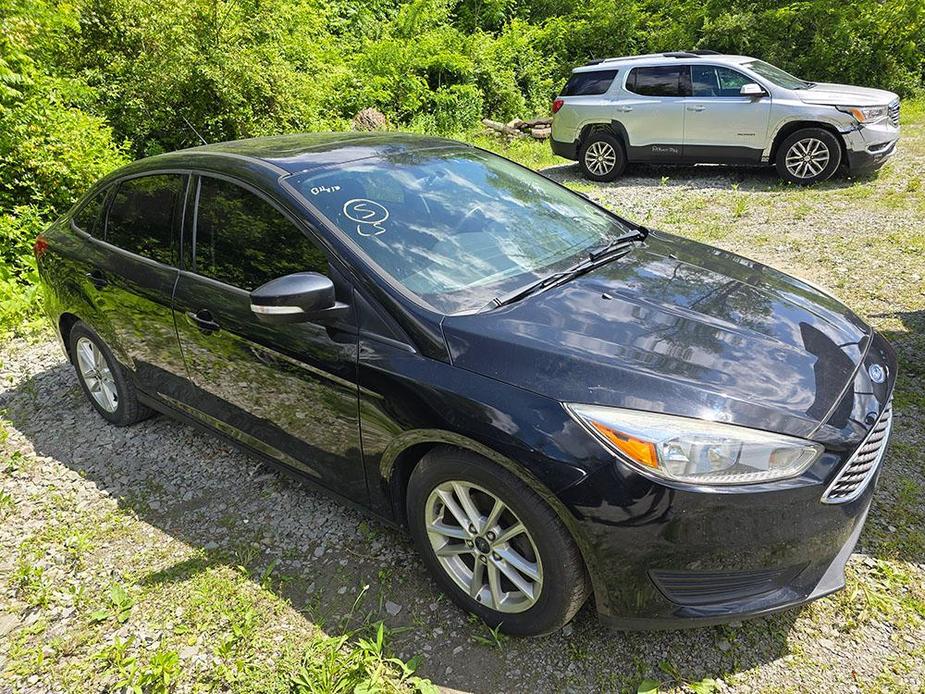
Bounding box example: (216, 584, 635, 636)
(106, 175, 184, 264)
(194, 176, 328, 291)
(561, 70, 619, 96)
(73, 188, 108, 236)
(626, 67, 683, 97)
(692, 66, 754, 97)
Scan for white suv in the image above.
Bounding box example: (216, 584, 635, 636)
(550, 51, 900, 184)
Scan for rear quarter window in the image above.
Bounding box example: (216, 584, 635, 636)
(561, 69, 619, 96)
(72, 188, 109, 236)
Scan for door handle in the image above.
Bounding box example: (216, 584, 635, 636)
(186, 309, 221, 334)
(686, 105, 706, 112)
(85, 269, 108, 289)
(617, 106, 633, 112)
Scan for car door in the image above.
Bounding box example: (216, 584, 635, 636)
(92, 173, 191, 396)
(170, 173, 366, 503)
(618, 65, 688, 160)
(683, 64, 772, 162)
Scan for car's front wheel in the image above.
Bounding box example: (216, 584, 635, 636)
(407, 447, 590, 635)
(578, 132, 626, 182)
(775, 128, 842, 184)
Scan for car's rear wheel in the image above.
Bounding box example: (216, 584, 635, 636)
(68, 321, 152, 426)
(579, 132, 626, 182)
(407, 447, 590, 635)
(775, 128, 842, 184)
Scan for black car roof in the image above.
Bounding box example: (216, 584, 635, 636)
(133, 132, 464, 177)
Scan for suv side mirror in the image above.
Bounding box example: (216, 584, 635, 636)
(740, 83, 767, 97)
(250, 272, 348, 324)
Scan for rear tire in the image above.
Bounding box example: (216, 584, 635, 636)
(406, 447, 590, 635)
(775, 128, 842, 184)
(579, 131, 626, 182)
(68, 321, 152, 426)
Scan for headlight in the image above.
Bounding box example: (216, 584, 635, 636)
(837, 105, 888, 123)
(566, 405, 823, 485)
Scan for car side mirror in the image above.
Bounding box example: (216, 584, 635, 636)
(740, 83, 767, 98)
(249, 272, 348, 324)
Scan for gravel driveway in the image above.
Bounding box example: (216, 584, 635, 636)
(2, 119, 924, 693)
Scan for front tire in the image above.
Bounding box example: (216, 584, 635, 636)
(579, 132, 626, 182)
(407, 447, 590, 635)
(68, 321, 152, 426)
(775, 128, 842, 184)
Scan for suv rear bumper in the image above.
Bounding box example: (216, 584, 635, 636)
(551, 138, 578, 161)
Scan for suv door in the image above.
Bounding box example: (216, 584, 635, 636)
(619, 65, 688, 160)
(683, 64, 771, 162)
(171, 174, 366, 502)
(94, 173, 190, 396)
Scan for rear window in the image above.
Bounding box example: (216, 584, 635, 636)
(626, 66, 685, 97)
(561, 69, 619, 96)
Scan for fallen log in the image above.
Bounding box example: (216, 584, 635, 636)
(482, 118, 526, 138)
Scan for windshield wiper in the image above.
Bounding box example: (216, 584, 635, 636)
(480, 229, 646, 312)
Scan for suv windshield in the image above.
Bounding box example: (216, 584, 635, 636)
(743, 60, 812, 90)
(287, 147, 630, 314)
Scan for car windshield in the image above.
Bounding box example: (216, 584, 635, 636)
(286, 147, 631, 314)
(744, 60, 813, 90)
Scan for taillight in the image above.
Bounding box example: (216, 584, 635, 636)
(552, 98, 565, 114)
(34, 234, 48, 258)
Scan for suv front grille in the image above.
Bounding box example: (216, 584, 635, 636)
(822, 400, 892, 504)
(888, 100, 900, 127)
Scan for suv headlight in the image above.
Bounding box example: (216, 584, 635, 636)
(566, 404, 823, 485)
(837, 105, 888, 123)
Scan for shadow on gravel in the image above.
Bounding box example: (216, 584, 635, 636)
(865, 308, 925, 566)
(4, 353, 806, 693)
(543, 161, 878, 193)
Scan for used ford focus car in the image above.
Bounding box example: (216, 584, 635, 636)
(36, 133, 895, 634)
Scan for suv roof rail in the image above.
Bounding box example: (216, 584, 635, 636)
(689, 49, 721, 55)
(583, 58, 606, 66)
(662, 51, 700, 58)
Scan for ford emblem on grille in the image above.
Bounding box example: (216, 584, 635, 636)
(868, 363, 886, 383)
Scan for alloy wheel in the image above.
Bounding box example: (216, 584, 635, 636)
(75, 337, 119, 413)
(424, 480, 543, 613)
(584, 141, 617, 176)
(784, 137, 830, 179)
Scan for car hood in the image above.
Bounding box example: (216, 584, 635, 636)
(797, 82, 898, 107)
(442, 232, 871, 439)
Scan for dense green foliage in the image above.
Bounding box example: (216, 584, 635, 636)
(1, 0, 924, 334)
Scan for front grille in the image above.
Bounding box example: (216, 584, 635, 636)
(650, 565, 805, 606)
(822, 400, 892, 504)
(888, 100, 900, 127)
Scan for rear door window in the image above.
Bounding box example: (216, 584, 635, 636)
(72, 188, 109, 236)
(193, 176, 328, 291)
(626, 66, 686, 97)
(561, 69, 619, 96)
(106, 174, 185, 265)
(692, 65, 754, 97)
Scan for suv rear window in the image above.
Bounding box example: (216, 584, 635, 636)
(561, 69, 619, 96)
(626, 66, 685, 97)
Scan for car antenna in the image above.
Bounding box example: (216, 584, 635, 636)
(180, 114, 209, 146)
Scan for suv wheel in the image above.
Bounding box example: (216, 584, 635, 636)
(68, 321, 152, 426)
(775, 128, 842, 184)
(406, 447, 590, 635)
(579, 132, 626, 182)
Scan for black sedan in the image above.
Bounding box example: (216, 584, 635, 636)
(35, 133, 895, 635)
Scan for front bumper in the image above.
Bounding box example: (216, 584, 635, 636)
(842, 119, 899, 173)
(560, 334, 896, 629)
